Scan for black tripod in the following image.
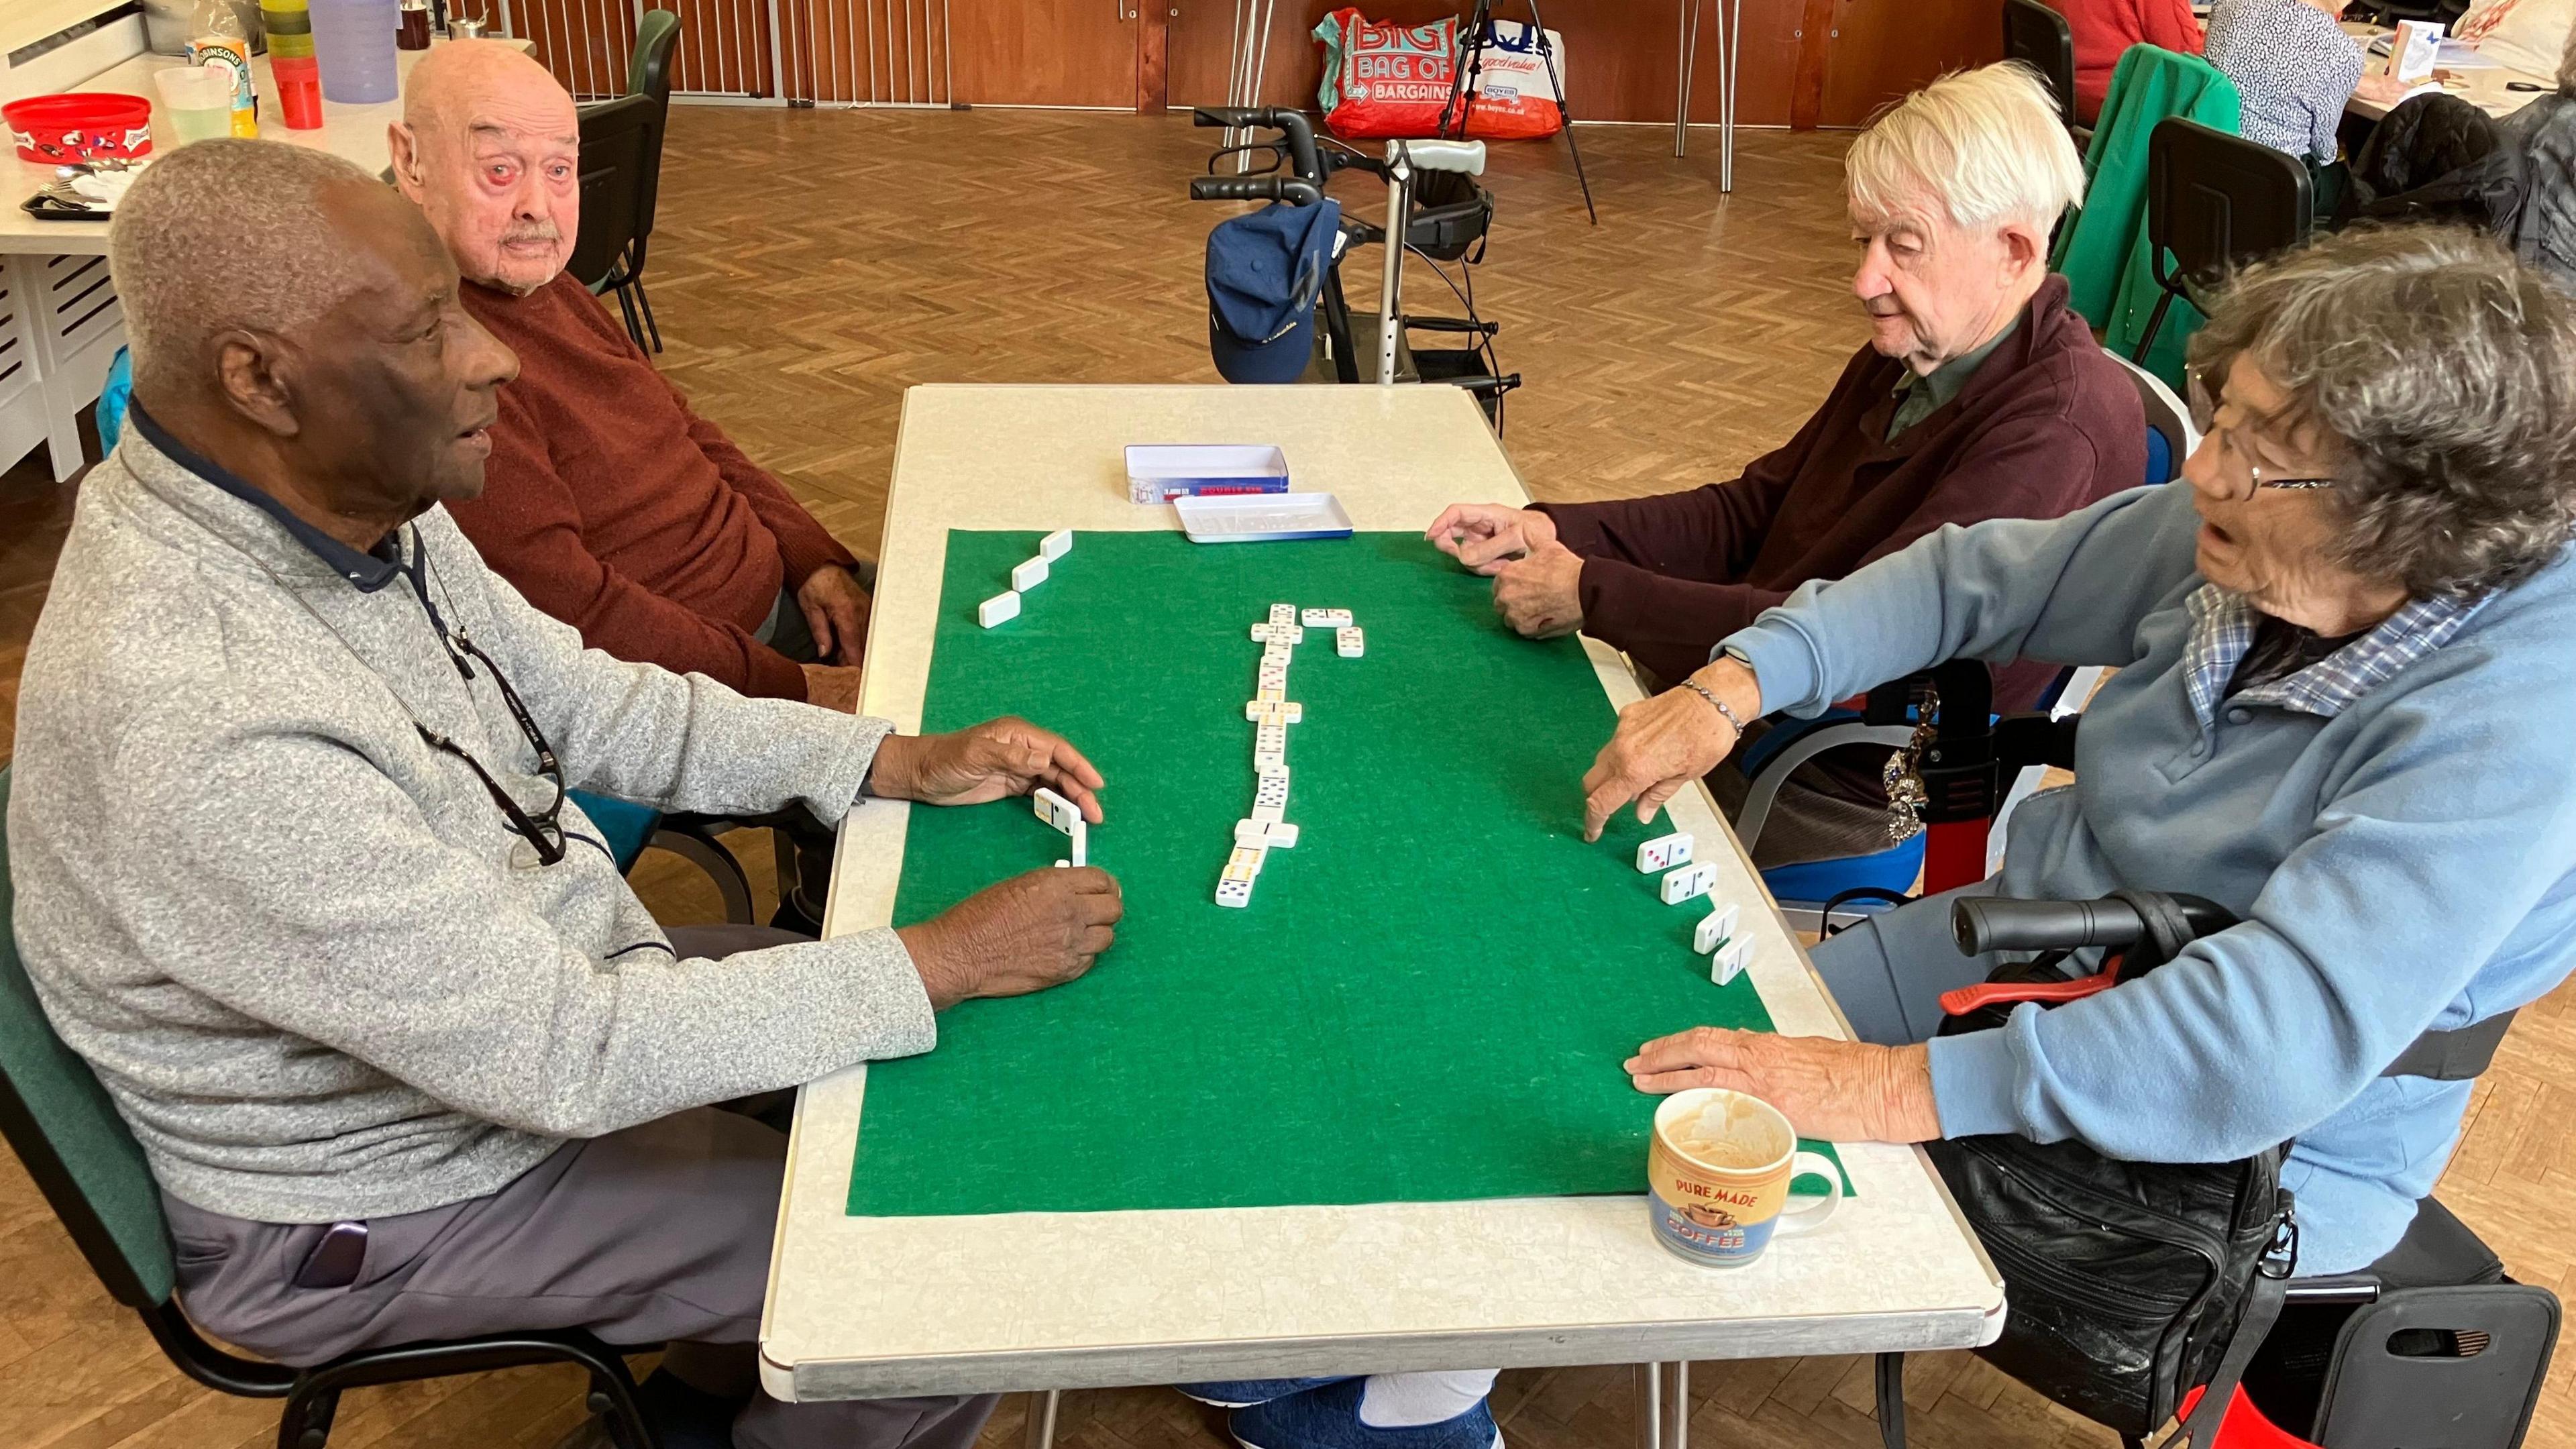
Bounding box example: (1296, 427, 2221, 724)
(1436, 0, 1597, 223)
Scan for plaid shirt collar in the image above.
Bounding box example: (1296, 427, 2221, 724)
(2180, 584, 2489, 729)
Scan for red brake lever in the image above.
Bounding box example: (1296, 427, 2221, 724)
(1939, 953, 2126, 1017)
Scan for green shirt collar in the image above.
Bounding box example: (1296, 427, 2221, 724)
(1887, 315, 2021, 441)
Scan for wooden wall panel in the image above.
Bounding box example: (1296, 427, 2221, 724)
(1166, 0, 1804, 127)
(1818, 0, 2001, 125)
(780, 0, 953, 104)
(504, 0, 775, 98)
(947, 0, 1134, 107)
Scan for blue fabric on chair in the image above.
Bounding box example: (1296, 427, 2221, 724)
(570, 790, 661, 872)
(1760, 834, 1926, 906)
(2143, 426, 2171, 488)
(97, 348, 132, 453)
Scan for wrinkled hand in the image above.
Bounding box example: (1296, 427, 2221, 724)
(797, 564, 874, 666)
(1425, 502, 1559, 576)
(867, 717, 1105, 821)
(1580, 661, 1759, 841)
(1492, 539, 1585, 638)
(898, 867, 1124, 1008)
(2354, 72, 2413, 104)
(802, 663, 865, 713)
(1626, 1028, 1942, 1143)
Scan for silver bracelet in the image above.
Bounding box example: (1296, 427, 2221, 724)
(1678, 678, 1747, 733)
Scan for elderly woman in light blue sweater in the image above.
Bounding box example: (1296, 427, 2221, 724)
(1585, 225, 2576, 1282)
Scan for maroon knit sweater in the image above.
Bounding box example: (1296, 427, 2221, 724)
(445, 274, 859, 701)
(1533, 276, 2146, 714)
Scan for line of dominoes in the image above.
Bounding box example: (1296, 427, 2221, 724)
(1217, 604, 1362, 908)
(979, 530, 1073, 628)
(1635, 830, 1750, 983)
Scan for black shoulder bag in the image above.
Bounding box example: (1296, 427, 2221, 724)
(1922, 890, 2296, 1449)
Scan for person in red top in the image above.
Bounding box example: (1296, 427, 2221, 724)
(390, 41, 871, 713)
(390, 41, 873, 928)
(2061, 0, 2205, 124)
(1430, 64, 2148, 869)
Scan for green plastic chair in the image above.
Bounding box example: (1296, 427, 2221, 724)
(0, 766, 663, 1448)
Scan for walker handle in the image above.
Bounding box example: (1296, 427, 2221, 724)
(1189, 176, 1324, 207)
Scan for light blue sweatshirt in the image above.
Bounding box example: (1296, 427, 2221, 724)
(1723, 481, 2576, 1272)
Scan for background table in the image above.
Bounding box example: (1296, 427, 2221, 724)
(759, 383, 2003, 1405)
(2341, 22, 2553, 123)
(0, 39, 531, 482)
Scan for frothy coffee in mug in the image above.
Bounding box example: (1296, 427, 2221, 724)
(1670, 1095, 1783, 1170)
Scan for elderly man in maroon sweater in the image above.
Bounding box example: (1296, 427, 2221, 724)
(390, 42, 870, 927)
(1432, 64, 2148, 868)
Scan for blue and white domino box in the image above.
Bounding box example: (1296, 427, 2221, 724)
(1126, 444, 1291, 504)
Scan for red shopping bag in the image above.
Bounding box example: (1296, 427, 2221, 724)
(1313, 9, 1461, 139)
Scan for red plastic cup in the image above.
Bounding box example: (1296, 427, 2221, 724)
(272, 55, 323, 129)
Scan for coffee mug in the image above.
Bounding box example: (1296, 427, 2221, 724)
(1646, 1087, 1842, 1267)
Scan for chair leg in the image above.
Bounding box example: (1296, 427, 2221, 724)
(276, 1385, 339, 1449)
(649, 826, 757, 924)
(2132, 289, 2177, 366)
(635, 277, 663, 352)
(615, 284, 647, 354)
(1875, 1352, 1907, 1449)
(586, 1360, 656, 1449)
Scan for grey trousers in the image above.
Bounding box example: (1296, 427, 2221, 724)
(162, 925, 994, 1449)
(1808, 880, 2005, 1046)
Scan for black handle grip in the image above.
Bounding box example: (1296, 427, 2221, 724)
(1952, 898, 2143, 956)
(1191, 107, 1322, 180)
(1951, 892, 2239, 958)
(1189, 176, 1324, 206)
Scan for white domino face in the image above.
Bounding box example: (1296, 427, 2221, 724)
(1269, 603, 1297, 627)
(1011, 557, 1049, 592)
(1032, 788, 1079, 835)
(1301, 608, 1354, 628)
(1253, 750, 1285, 773)
(1635, 831, 1695, 874)
(1039, 529, 1073, 561)
(1693, 902, 1740, 956)
(1254, 774, 1291, 810)
(1711, 939, 1750, 985)
(977, 591, 1020, 629)
(1244, 700, 1303, 724)
(1336, 627, 1364, 657)
(1660, 863, 1716, 906)
(1216, 877, 1253, 908)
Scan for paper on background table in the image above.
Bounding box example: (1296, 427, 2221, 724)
(847, 529, 1845, 1218)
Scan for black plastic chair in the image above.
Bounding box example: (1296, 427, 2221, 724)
(570, 93, 661, 354)
(2002, 0, 2083, 140)
(0, 765, 662, 1449)
(2136, 116, 2314, 364)
(620, 9, 680, 352)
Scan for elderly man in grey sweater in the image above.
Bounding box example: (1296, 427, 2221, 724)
(9, 141, 1121, 1449)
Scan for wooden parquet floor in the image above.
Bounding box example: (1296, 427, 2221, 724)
(1, 107, 2571, 1449)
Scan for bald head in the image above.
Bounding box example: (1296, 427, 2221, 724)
(391, 39, 581, 293)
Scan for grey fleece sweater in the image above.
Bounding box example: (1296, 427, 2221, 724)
(9, 427, 936, 1224)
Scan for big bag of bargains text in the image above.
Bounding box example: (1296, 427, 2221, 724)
(1312, 9, 1567, 140)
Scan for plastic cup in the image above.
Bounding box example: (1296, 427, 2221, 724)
(271, 54, 324, 129)
(154, 64, 237, 145)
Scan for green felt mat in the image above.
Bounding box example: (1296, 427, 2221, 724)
(847, 529, 1841, 1216)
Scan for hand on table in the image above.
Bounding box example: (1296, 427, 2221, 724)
(1491, 539, 1585, 638)
(867, 717, 1106, 822)
(798, 564, 875, 666)
(1425, 502, 1559, 575)
(898, 867, 1124, 1008)
(1580, 660, 1760, 841)
(2355, 72, 2413, 103)
(1627, 1029, 1942, 1143)
(802, 663, 865, 713)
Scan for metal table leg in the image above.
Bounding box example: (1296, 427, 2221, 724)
(1674, 0, 1701, 158)
(1637, 1360, 1692, 1449)
(1024, 1389, 1061, 1449)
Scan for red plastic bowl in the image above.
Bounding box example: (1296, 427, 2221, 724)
(5, 93, 154, 164)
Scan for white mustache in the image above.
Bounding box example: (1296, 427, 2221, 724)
(502, 223, 561, 246)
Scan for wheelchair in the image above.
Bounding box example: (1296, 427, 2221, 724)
(1185, 107, 1521, 429)
(1851, 777, 2561, 1448)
